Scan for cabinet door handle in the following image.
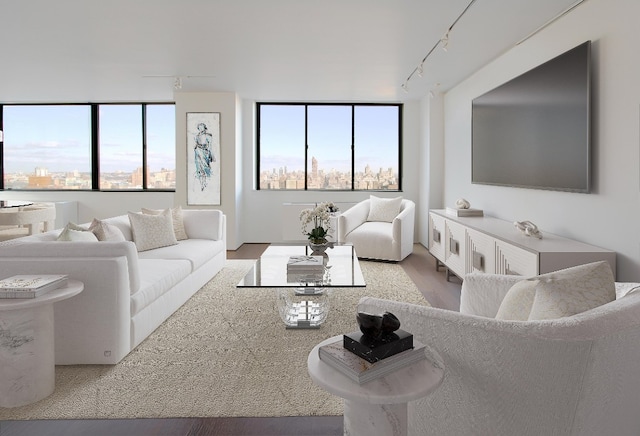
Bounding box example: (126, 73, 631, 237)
(433, 229, 441, 243)
(472, 251, 484, 271)
(449, 238, 459, 255)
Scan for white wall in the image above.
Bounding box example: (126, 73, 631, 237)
(437, 0, 640, 281)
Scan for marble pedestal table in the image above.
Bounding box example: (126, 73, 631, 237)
(0, 280, 83, 408)
(308, 336, 444, 436)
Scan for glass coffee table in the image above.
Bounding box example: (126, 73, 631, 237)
(237, 244, 366, 329)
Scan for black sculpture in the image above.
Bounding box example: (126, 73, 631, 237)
(356, 311, 400, 340)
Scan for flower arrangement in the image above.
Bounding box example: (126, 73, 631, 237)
(299, 202, 339, 244)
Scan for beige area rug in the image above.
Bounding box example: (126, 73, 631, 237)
(0, 259, 430, 420)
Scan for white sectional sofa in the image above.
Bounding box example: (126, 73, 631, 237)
(0, 209, 226, 365)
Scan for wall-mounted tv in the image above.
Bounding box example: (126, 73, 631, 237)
(471, 41, 591, 193)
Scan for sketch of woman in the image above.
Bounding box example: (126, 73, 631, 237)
(194, 122, 216, 191)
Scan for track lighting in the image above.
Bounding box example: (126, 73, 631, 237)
(400, 0, 477, 93)
(174, 77, 182, 90)
(441, 31, 450, 52)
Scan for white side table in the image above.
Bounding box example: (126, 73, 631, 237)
(308, 335, 444, 436)
(0, 280, 83, 408)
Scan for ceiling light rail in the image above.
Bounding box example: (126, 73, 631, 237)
(401, 0, 478, 93)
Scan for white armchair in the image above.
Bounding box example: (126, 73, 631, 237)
(338, 197, 415, 261)
(358, 274, 640, 436)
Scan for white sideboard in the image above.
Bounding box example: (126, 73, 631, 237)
(428, 210, 616, 280)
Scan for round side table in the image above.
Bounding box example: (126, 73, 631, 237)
(308, 335, 444, 436)
(0, 280, 84, 408)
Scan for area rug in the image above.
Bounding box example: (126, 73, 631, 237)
(0, 259, 430, 420)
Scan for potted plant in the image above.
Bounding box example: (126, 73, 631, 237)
(299, 202, 338, 252)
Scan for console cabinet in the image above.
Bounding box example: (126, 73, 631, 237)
(428, 210, 616, 279)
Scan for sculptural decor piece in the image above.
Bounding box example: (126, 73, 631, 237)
(356, 311, 401, 340)
(455, 198, 471, 209)
(344, 311, 413, 363)
(514, 220, 543, 239)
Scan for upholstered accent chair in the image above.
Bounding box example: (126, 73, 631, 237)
(358, 271, 640, 436)
(338, 197, 415, 261)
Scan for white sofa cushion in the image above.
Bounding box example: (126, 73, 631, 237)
(102, 215, 134, 241)
(137, 239, 224, 271)
(494, 279, 537, 321)
(141, 206, 188, 241)
(496, 261, 616, 321)
(528, 261, 615, 320)
(128, 211, 178, 252)
(57, 223, 99, 242)
(89, 218, 126, 242)
(131, 259, 191, 315)
(367, 195, 402, 223)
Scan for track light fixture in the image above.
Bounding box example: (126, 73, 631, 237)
(400, 0, 477, 94)
(174, 77, 182, 90)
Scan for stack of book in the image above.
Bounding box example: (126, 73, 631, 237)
(445, 207, 483, 217)
(286, 255, 324, 273)
(318, 337, 427, 384)
(0, 274, 68, 299)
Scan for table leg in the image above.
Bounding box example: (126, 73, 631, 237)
(344, 399, 408, 436)
(0, 304, 55, 407)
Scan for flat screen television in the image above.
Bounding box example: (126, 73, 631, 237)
(471, 41, 591, 193)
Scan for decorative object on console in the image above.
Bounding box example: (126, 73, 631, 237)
(445, 206, 483, 217)
(455, 198, 471, 209)
(299, 202, 338, 248)
(447, 198, 483, 217)
(514, 220, 543, 239)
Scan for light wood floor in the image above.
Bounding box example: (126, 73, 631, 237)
(2, 244, 461, 436)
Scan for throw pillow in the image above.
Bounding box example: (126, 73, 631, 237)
(495, 279, 537, 321)
(366, 195, 403, 223)
(88, 218, 126, 242)
(128, 210, 178, 252)
(527, 261, 616, 321)
(57, 222, 99, 242)
(141, 206, 188, 240)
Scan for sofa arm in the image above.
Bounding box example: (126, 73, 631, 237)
(338, 201, 370, 242)
(182, 209, 226, 243)
(460, 272, 523, 317)
(0, 241, 140, 294)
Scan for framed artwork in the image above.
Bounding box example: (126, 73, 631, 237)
(187, 112, 221, 205)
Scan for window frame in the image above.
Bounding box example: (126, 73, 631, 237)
(256, 102, 403, 191)
(0, 102, 175, 191)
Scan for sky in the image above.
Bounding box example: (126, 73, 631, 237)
(259, 104, 399, 174)
(2, 104, 175, 174)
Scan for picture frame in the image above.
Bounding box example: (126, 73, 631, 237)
(186, 112, 221, 205)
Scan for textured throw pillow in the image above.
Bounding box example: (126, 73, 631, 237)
(128, 210, 178, 252)
(527, 261, 615, 320)
(141, 206, 188, 240)
(57, 222, 99, 242)
(366, 195, 403, 223)
(89, 218, 126, 242)
(495, 279, 537, 321)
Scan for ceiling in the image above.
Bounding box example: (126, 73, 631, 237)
(1, 0, 584, 103)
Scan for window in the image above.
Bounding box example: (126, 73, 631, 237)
(0, 103, 175, 190)
(257, 103, 402, 191)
